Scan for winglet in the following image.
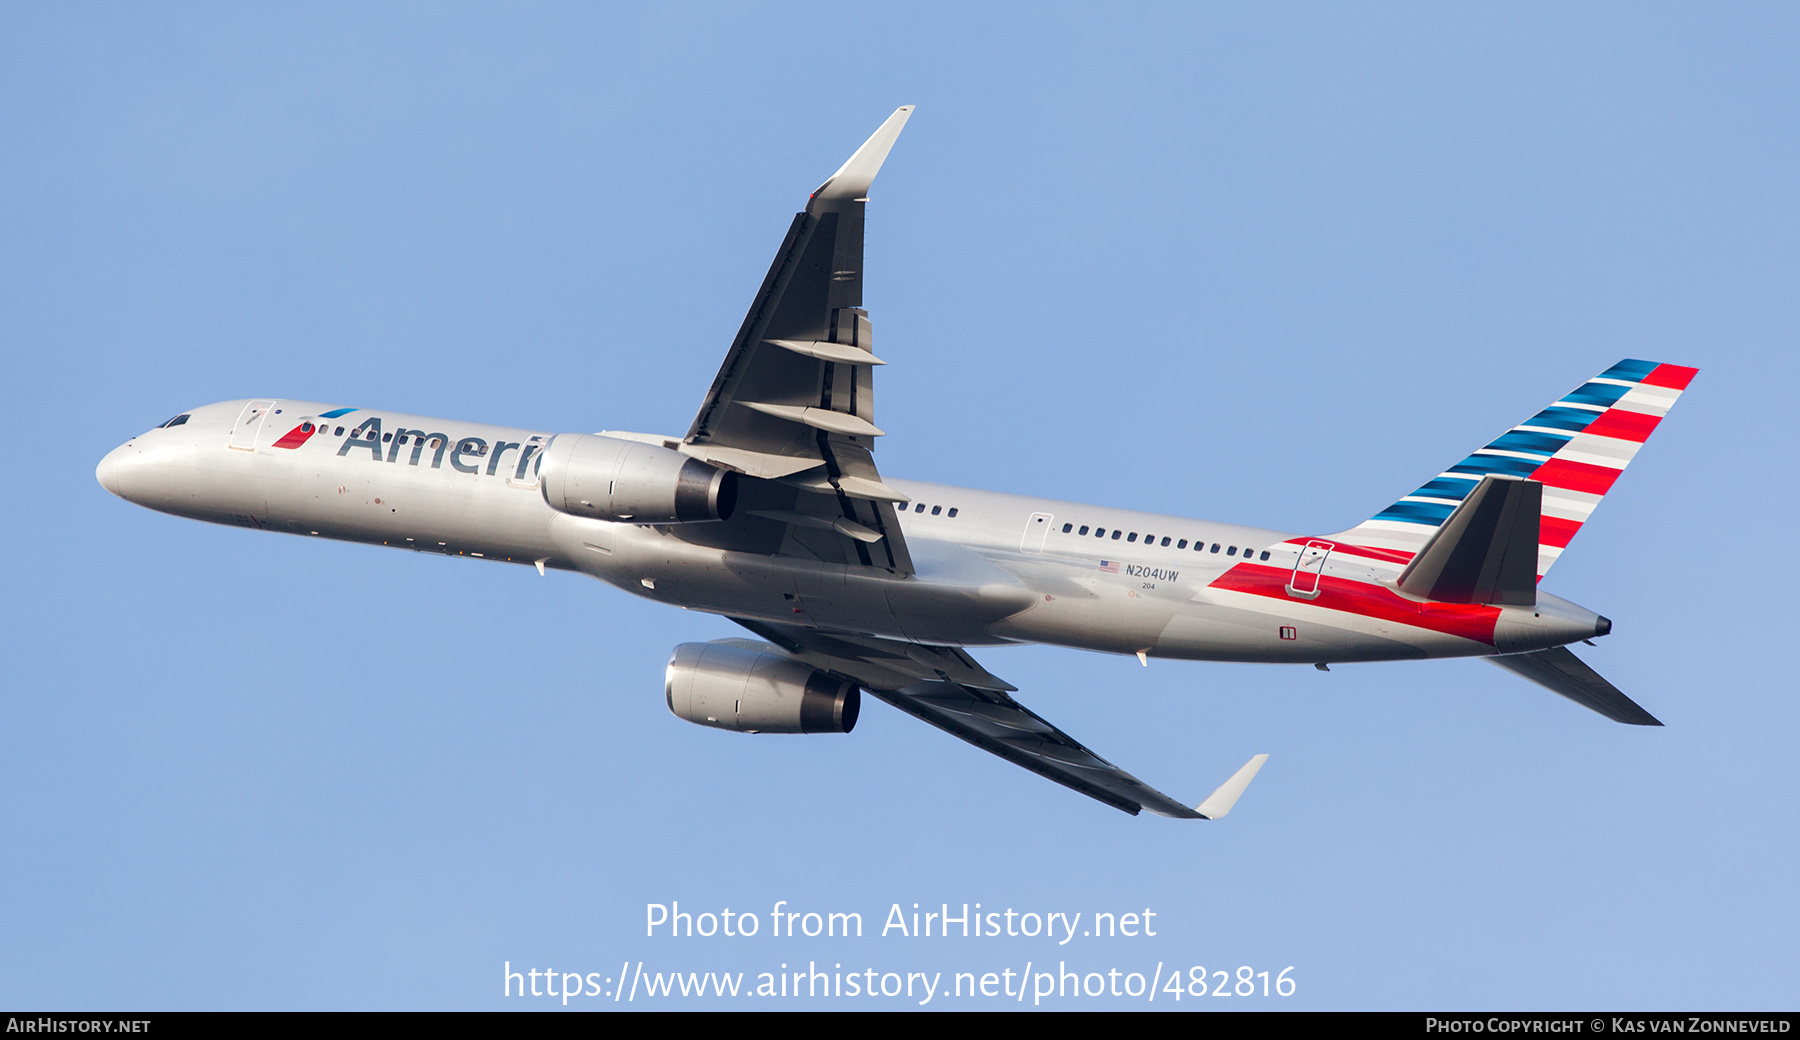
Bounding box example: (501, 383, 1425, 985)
(812, 106, 915, 203)
(1195, 754, 1269, 820)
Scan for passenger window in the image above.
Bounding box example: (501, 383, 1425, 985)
(1111, 530, 1122, 540)
(947, 508, 958, 517)
(1227, 546, 1237, 556)
(930, 505, 941, 515)
(335, 426, 345, 436)
(1094, 528, 1105, 537)
(1210, 544, 1221, 553)
(1260, 551, 1271, 561)
(914, 503, 925, 513)
(1177, 539, 1187, 549)
(1127, 532, 1137, 542)
(1160, 536, 1171, 547)
(382, 432, 393, 442)
(1079, 526, 1090, 536)
(1061, 523, 1072, 533)
(301, 422, 314, 433)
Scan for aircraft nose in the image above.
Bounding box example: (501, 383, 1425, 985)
(96, 443, 133, 499)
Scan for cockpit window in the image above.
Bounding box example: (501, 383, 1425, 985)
(158, 414, 190, 428)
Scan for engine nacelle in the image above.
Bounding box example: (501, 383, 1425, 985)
(665, 641, 860, 734)
(539, 433, 737, 524)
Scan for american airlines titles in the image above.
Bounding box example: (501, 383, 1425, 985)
(332, 416, 543, 481)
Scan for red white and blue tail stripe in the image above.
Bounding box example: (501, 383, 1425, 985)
(1329, 359, 1698, 578)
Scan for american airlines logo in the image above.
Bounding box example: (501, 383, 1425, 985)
(272, 408, 544, 480)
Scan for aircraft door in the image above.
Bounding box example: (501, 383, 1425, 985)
(1286, 540, 1333, 600)
(227, 400, 277, 451)
(1020, 512, 1053, 554)
(507, 435, 549, 489)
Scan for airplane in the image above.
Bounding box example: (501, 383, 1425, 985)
(95, 107, 1696, 820)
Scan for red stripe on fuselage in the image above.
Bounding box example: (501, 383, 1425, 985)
(1284, 539, 1416, 565)
(1209, 563, 1499, 644)
(1641, 364, 1699, 390)
(1581, 408, 1661, 443)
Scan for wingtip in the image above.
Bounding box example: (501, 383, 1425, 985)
(812, 106, 917, 203)
(1195, 753, 1270, 820)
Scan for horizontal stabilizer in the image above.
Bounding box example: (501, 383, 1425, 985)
(1398, 476, 1540, 605)
(1486, 646, 1662, 726)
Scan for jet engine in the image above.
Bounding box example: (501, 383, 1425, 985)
(539, 433, 737, 524)
(665, 641, 860, 734)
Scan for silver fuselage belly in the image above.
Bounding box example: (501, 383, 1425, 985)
(99, 399, 1567, 665)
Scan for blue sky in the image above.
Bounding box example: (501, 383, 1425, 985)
(3, 3, 1796, 1010)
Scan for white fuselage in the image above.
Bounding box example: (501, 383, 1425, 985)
(99, 399, 1599, 666)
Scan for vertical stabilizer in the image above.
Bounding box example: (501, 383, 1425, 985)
(1331, 360, 1697, 578)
